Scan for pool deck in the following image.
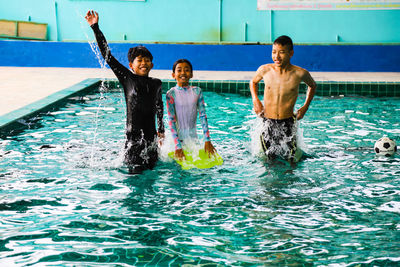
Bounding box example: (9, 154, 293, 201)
(0, 66, 399, 117)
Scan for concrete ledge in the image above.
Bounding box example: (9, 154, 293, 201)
(0, 78, 101, 136)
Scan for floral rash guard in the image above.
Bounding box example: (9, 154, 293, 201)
(166, 85, 211, 150)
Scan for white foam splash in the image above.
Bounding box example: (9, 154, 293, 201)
(247, 115, 310, 158)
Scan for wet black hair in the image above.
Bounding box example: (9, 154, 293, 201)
(273, 35, 293, 51)
(172, 59, 193, 73)
(128, 45, 153, 63)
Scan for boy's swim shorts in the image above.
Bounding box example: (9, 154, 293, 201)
(259, 116, 298, 161)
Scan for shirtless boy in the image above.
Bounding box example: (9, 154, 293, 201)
(85, 11, 164, 173)
(250, 35, 317, 161)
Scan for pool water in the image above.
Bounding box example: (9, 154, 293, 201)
(0, 84, 399, 266)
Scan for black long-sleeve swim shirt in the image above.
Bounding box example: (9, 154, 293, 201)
(90, 23, 164, 143)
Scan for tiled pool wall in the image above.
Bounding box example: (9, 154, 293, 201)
(107, 79, 400, 97)
(176, 80, 400, 97)
(1, 78, 399, 137)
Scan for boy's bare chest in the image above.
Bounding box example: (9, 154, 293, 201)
(264, 73, 300, 93)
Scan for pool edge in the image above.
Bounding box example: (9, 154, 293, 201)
(0, 78, 102, 135)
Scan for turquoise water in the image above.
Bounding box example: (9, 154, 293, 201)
(0, 85, 399, 266)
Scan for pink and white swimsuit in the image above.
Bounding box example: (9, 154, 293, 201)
(166, 85, 211, 150)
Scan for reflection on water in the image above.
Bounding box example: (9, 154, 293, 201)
(0, 90, 399, 266)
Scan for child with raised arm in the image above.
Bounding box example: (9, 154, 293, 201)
(85, 10, 164, 173)
(166, 59, 216, 160)
(250, 35, 317, 162)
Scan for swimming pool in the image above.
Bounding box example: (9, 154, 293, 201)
(0, 82, 399, 266)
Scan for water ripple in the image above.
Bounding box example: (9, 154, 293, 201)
(0, 94, 399, 266)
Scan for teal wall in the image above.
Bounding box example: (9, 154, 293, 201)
(0, 0, 399, 44)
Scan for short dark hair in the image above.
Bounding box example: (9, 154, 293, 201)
(128, 46, 153, 63)
(273, 35, 293, 51)
(172, 59, 193, 72)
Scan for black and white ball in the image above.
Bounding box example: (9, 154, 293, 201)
(374, 137, 397, 157)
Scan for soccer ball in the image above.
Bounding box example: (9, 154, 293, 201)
(374, 137, 397, 157)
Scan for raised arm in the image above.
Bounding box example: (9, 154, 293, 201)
(296, 70, 317, 120)
(250, 66, 265, 117)
(85, 10, 130, 81)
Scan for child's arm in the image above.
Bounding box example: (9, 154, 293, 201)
(155, 81, 165, 142)
(85, 10, 131, 82)
(250, 66, 265, 117)
(296, 70, 317, 120)
(196, 88, 216, 156)
(166, 91, 185, 159)
(196, 88, 211, 142)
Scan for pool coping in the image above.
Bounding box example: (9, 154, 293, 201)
(0, 78, 102, 136)
(0, 78, 399, 136)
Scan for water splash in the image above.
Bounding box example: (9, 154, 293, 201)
(159, 128, 203, 162)
(248, 115, 309, 161)
(159, 127, 176, 162)
(248, 116, 264, 157)
(296, 121, 310, 154)
(72, 5, 127, 169)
